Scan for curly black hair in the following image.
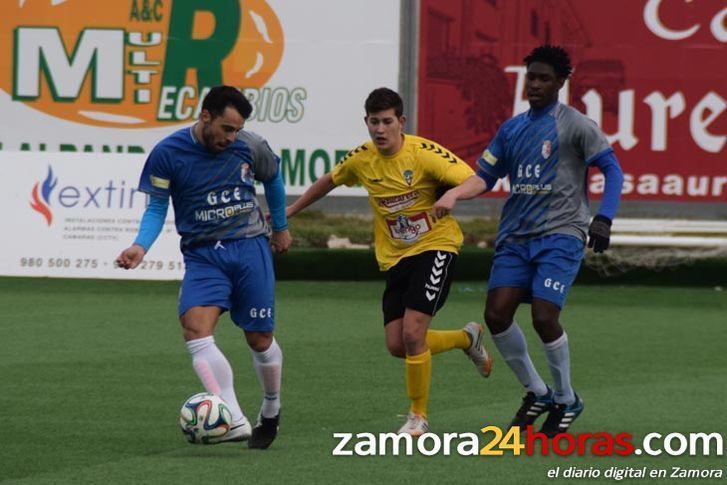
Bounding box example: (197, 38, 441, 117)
(524, 45, 573, 80)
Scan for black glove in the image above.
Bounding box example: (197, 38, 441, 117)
(587, 215, 612, 253)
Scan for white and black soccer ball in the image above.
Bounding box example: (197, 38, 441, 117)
(179, 392, 232, 444)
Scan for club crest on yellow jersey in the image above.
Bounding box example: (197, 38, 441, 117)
(403, 169, 414, 186)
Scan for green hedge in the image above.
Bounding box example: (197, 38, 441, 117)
(273, 248, 727, 287)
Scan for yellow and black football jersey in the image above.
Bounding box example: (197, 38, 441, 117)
(331, 134, 475, 270)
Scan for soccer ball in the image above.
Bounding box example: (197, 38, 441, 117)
(179, 392, 232, 444)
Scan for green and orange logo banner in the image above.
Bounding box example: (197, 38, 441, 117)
(1, 0, 284, 127)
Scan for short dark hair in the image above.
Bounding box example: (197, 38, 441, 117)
(201, 85, 253, 119)
(524, 45, 573, 80)
(365, 87, 404, 117)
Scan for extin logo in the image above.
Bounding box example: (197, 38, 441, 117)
(29, 165, 147, 226)
(2, 0, 284, 127)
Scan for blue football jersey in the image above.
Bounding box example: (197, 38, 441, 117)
(138, 127, 279, 251)
(477, 102, 612, 246)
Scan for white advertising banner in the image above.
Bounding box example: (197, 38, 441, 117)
(1, 152, 183, 280)
(0, 0, 400, 195)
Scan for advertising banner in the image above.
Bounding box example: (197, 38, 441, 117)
(1, 152, 184, 279)
(0, 0, 400, 196)
(418, 0, 726, 202)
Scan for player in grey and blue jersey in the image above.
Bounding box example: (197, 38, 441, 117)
(116, 86, 289, 449)
(432, 45, 623, 437)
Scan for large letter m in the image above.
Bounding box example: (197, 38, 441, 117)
(14, 27, 124, 101)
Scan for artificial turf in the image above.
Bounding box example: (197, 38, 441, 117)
(1, 277, 725, 484)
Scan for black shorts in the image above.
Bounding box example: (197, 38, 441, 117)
(382, 250, 458, 325)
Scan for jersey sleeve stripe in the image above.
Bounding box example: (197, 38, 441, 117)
(340, 143, 368, 163)
(419, 141, 457, 163)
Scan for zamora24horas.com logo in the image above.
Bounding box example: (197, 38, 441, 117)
(1, 0, 304, 127)
(332, 426, 726, 462)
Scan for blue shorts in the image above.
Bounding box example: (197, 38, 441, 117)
(179, 236, 275, 332)
(488, 234, 585, 308)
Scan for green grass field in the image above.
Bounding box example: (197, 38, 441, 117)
(2, 277, 726, 484)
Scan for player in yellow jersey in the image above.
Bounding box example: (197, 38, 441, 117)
(286, 88, 491, 436)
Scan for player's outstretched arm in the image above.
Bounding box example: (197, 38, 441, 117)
(432, 175, 487, 219)
(116, 195, 168, 269)
(286, 172, 337, 218)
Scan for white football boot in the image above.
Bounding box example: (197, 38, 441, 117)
(209, 416, 252, 443)
(463, 322, 492, 378)
(398, 412, 429, 437)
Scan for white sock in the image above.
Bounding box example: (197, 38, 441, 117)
(543, 332, 575, 405)
(186, 336, 246, 423)
(252, 338, 283, 419)
(492, 321, 549, 397)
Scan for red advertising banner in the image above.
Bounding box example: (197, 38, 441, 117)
(418, 0, 726, 202)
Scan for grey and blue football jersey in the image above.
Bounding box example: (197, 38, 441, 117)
(477, 102, 612, 246)
(138, 127, 279, 251)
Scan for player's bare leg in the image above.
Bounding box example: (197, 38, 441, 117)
(386, 317, 482, 364)
(484, 287, 525, 335)
(384, 318, 406, 358)
(530, 299, 563, 343)
(180, 305, 221, 341)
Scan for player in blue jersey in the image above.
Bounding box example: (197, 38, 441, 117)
(433, 45, 624, 437)
(116, 86, 291, 449)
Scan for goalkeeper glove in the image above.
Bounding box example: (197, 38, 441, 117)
(587, 215, 612, 253)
